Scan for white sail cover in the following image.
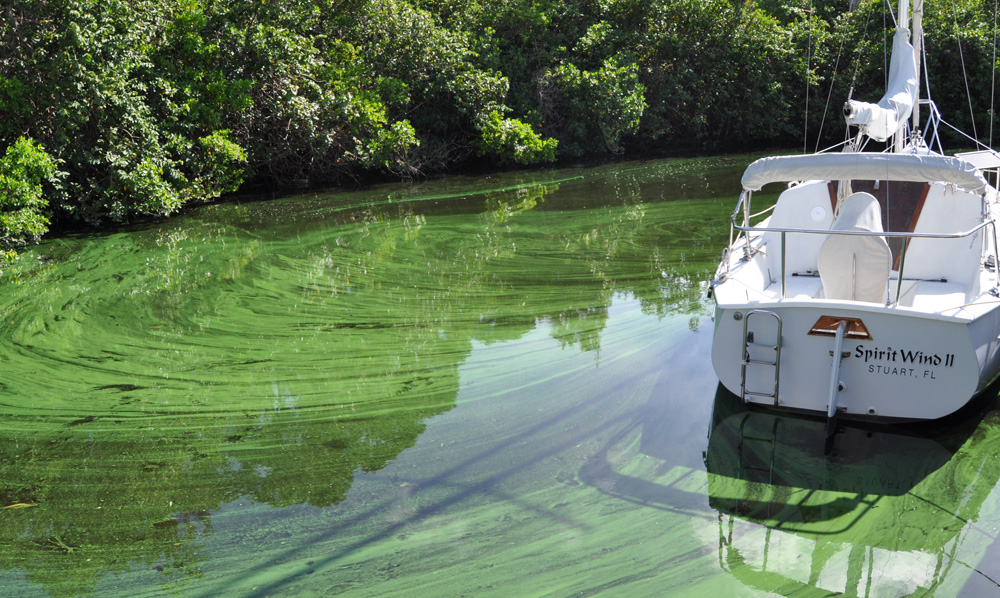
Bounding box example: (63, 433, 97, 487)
(844, 26, 918, 142)
(741, 152, 988, 194)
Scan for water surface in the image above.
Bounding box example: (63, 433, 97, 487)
(1, 155, 999, 597)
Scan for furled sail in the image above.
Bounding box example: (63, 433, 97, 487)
(843, 26, 918, 142)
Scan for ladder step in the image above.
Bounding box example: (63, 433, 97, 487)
(740, 310, 782, 406)
(743, 358, 778, 366)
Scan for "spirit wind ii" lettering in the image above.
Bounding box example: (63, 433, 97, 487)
(854, 345, 956, 368)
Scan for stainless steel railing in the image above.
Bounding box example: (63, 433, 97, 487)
(725, 211, 999, 306)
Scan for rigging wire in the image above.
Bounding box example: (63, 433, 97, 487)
(939, 115, 993, 150)
(883, 0, 892, 148)
(991, 0, 998, 146)
(884, 0, 890, 90)
(921, 23, 941, 152)
(813, 21, 845, 150)
(804, 0, 814, 154)
(815, 0, 874, 152)
(950, 0, 979, 143)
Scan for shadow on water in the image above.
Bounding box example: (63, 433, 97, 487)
(577, 371, 1000, 596)
(706, 385, 987, 507)
(704, 385, 1000, 596)
(233, 381, 651, 598)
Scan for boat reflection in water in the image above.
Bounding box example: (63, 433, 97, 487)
(705, 386, 1000, 596)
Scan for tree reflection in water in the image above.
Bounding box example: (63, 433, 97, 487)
(0, 156, 734, 595)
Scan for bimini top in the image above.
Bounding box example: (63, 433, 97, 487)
(741, 152, 988, 195)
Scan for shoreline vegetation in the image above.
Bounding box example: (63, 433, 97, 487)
(0, 0, 995, 249)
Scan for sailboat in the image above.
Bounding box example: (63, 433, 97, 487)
(709, 0, 1000, 422)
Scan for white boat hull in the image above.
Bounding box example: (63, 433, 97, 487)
(711, 300, 1000, 420)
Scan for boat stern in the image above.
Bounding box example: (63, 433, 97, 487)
(711, 302, 986, 421)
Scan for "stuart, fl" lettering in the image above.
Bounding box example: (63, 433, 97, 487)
(854, 345, 956, 368)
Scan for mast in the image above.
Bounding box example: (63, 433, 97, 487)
(843, 0, 919, 150)
(912, 0, 923, 136)
(895, 0, 910, 153)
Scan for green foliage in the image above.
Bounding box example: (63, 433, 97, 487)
(1, 0, 999, 241)
(478, 110, 558, 164)
(187, 130, 249, 200)
(540, 56, 646, 156)
(0, 137, 58, 245)
(0, 0, 255, 225)
(350, 119, 422, 176)
(621, 0, 799, 146)
(348, 0, 511, 168)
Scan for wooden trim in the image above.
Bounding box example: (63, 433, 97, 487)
(808, 316, 873, 340)
(827, 182, 838, 212)
(904, 183, 931, 233)
(893, 183, 931, 271)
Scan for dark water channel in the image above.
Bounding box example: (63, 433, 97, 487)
(2, 155, 1000, 597)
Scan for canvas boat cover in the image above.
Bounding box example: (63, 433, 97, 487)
(741, 152, 988, 194)
(817, 192, 891, 303)
(843, 26, 918, 142)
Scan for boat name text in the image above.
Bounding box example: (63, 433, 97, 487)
(854, 345, 955, 368)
